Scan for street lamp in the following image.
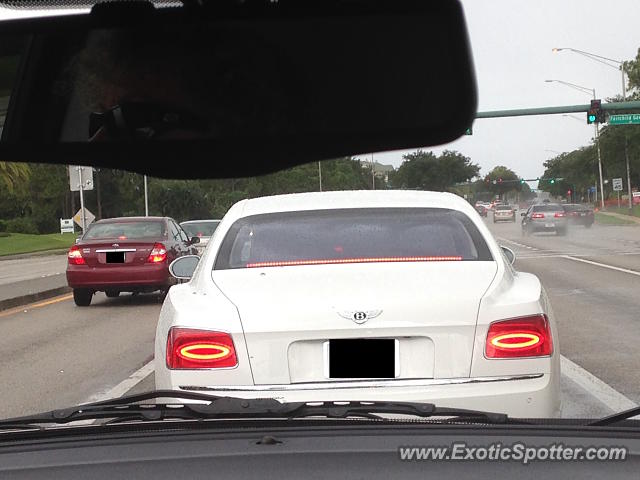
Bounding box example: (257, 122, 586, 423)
(553, 47, 632, 209)
(545, 79, 605, 209)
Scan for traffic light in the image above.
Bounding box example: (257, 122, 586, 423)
(550, 178, 555, 184)
(567, 189, 572, 195)
(498, 177, 503, 183)
(587, 99, 605, 124)
(520, 179, 525, 184)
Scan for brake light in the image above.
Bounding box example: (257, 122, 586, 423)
(554, 212, 565, 218)
(166, 328, 237, 369)
(485, 314, 552, 358)
(531, 213, 545, 219)
(147, 243, 167, 263)
(68, 245, 86, 265)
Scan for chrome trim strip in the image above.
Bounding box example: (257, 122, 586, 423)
(95, 249, 137, 253)
(179, 374, 543, 392)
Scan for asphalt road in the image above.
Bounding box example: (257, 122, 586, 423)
(0, 215, 639, 420)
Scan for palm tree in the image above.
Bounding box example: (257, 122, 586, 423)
(0, 161, 30, 192)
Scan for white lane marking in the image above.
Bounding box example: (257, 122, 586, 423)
(561, 255, 640, 277)
(561, 356, 638, 413)
(83, 360, 154, 404)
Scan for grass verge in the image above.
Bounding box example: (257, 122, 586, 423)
(595, 212, 636, 226)
(0, 232, 77, 256)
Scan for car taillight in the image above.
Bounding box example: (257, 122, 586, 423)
(166, 328, 237, 369)
(147, 243, 167, 263)
(485, 314, 552, 358)
(68, 245, 86, 265)
(531, 213, 545, 219)
(554, 212, 565, 218)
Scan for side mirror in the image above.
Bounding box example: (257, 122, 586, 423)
(521, 212, 526, 216)
(189, 236, 200, 245)
(169, 255, 200, 280)
(500, 246, 516, 266)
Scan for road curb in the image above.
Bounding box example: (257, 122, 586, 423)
(0, 248, 69, 261)
(0, 286, 71, 312)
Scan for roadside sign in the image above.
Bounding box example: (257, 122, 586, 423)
(73, 208, 95, 228)
(69, 166, 94, 191)
(60, 218, 74, 234)
(609, 114, 640, 125)
(613, 178, 623, 191)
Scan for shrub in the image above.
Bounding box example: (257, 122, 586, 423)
(5, 217, 39, 234)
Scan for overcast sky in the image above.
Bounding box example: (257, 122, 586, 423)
(359, 0, 640, 183)
(2, 1, 639, 184)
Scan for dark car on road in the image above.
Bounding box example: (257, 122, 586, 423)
(563, 204, 594, 228)
(521, 204, 568, 236)
(66, 217, 200, 306)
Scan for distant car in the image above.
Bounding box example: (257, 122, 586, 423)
(180, 219, 221, 253)
(66, 217, 200, 306)
(493, 204, 516, 223)
(475, 204, 488, 217)
(563, 204, 594, 228)
(521, 204, 568, 236)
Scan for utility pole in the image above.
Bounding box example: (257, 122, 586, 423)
(622, 72, 633, 210)
(78, 166, 86, 233)
(144, 175, 149, 216)
(318, 161, 322, 192)
(371, 153, 375, 190)
(595, 123, 605, 210)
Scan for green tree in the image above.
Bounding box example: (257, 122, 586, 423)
(0, 161, 30, 193)
(392, 150, 480, 191)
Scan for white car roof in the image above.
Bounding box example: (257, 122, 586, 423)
(239, 190, 473, 217)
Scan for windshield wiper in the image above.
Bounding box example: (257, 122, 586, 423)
(0, 390, 522, 431)
(587, 405, 640, 426)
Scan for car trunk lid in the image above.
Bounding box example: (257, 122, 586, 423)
(213, 261, 497, 384)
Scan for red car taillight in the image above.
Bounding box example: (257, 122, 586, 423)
(147, 243, 167, 263)
(554, 212, 565, 218)
(485, 314, 553, 359)
(68, 245, 86, 265)
(531, 213, 545, 219)
(166, 328, 237, 369)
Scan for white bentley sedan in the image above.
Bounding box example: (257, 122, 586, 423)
(155, 190, 561, 417)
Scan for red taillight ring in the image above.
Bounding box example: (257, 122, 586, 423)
(489, 333, 540, 349)
(178, 343, 232, 360)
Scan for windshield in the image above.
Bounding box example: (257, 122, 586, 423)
(84, 221, 165, 239)
(181, 221, 219, 237)
(215, 208, 491, 270)
(3, 0, 640, 433)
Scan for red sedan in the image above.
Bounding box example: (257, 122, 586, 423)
(66, 217, 199, 306)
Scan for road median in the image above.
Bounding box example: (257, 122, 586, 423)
(0, 275, 70, 312)
(595, 211, 640, 226)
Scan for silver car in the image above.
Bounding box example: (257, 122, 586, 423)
(180, 219, 221, 253)
(493, 204, 516, 223)
(521, 204, 568, 236)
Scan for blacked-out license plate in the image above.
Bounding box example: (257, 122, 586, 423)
(106, 252, 125, 263)
(328, 339, 396, 379)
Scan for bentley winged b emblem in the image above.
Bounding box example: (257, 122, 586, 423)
(337, 309, 383, 325)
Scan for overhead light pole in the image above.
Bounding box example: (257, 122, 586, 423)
(545, 79, 605, 209)
(553, 47, 632, 209)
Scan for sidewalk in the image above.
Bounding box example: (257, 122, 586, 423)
(597, 210, 640, 224)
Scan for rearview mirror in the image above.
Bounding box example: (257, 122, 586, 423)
(0, 1, 476, 178)
(169, 255, 200, 280)
(189, 236, 200, 245)
(521, 212, 526, 216)
(500, 246, 516, 265)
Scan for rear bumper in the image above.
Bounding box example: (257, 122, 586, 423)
(527, 220, 568, 231)
(164, 373, 561, 418)
(67, 262, 170, 290)
(494, 215, 515, 221)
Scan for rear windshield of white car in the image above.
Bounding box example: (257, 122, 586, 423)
(83, 221, 165, 240)
(495, 205, 513, 210)
(181, 221, 220, 237)
(215, 208, 493, 269)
